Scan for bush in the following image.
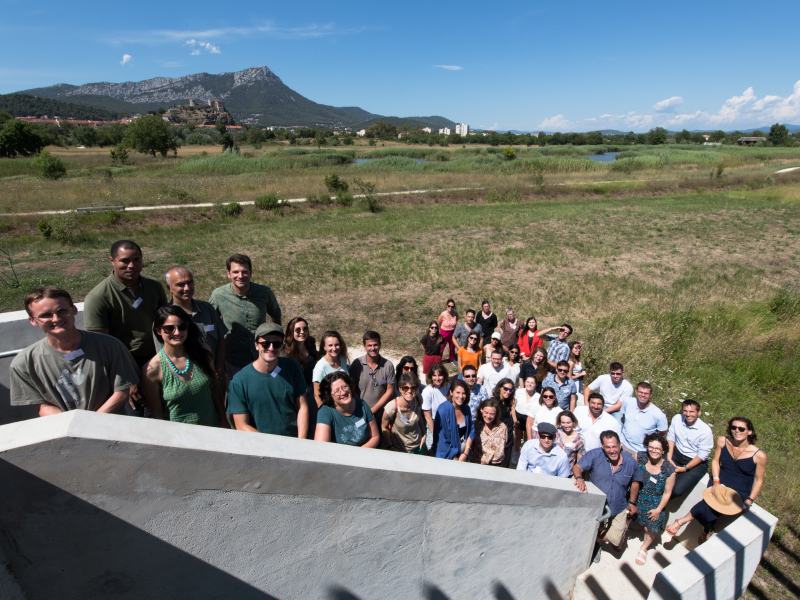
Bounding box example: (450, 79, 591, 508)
(485, 188, 501, 203)
(368, 138, 376, 146)
(352, 178, 380, 213)
(503, 146, 516, 160)
(32, 150, 67, 180)
(50, 212, 80, 245)
(37, 219, 52, 238)
(102, 209, 123, 225)
(336, 192, 354, 207)
(109, 145, 129, 165)
(769, 284, 800, 321)
(324, 173, 349, 193)
(216, 202, 242, 218)
(255, 193, 280, 211)
(317, 193, 332, 205)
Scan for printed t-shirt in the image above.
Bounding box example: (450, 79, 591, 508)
(317, 398, 375, 446)
(477, 363, 510, 394)
(83, 273, 168, 360)
(10, 332, 140, 411)
(227, 358, 306, 437)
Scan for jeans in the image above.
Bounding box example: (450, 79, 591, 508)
(670, 448, 709, 498)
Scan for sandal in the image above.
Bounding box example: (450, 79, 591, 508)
(666, 521, 681, 535)
(635, 550, 647, 565)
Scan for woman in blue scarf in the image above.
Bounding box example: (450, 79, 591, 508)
(433, 379, 475, 461)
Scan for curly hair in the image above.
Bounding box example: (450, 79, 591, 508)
(318, 372, 356, 408)
(643, 432, 669, 454)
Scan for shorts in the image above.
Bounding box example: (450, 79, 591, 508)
(515, 411, 528, 430)
(600, 509, 629, 547)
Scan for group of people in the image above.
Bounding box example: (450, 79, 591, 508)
(9, 241, 768, 566)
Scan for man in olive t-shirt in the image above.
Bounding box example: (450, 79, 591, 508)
(10, 287, 140, 415)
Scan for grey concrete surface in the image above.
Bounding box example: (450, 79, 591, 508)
(0, 308, 84, 427)
(0, 411, 606, 600)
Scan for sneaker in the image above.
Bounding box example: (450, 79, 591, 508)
(592, 545, 602, 564)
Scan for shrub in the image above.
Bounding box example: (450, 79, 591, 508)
(336, 192, 354, 207)
(109, 145, 129, 165)
(769, 284, 800, 321)
(503, 146, 516, 160)
(32, 150, 67, 180)
(352, 178, 380, 213)
(37, 219, 52, 238)
(368, 138, 376, 146)
(317, 193, 332, 205)
(255, 193, 280, 211)
(102, 209, 123, 225)
(324, 173, 349, 193)
(217, 202, 242, 218)
(50, 212, 80, 245)
(485, 188, 501, 203)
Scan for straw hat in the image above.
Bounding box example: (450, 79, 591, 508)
(702, 485, 744, 515)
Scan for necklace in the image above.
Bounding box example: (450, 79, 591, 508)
(164, 352, 191, 375)
(728, 439, 750, 460)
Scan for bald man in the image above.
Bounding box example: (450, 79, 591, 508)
(161, 266, 227, 380)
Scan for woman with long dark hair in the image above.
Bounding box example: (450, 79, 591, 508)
(312, 330, 349, 408)
(394, 356, 426, 399)
(382, 373, 426, 454)
(456, 331, 484, 374)
(142, 306, 227, 428)
(282, 317, 319, 429)
(471, 398, 508, 466)
(518, 316, 543, 361)
(420, 321, 444, 375)
(437, 298, 459, 363)
(667, 416, 768, 546)
(433, 379, 474, 461)
(492, 377, 518, 467)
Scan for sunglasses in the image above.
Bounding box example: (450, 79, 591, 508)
(542, 394, 555, 399)
(447, 304, 455, 308)
(256, 339, 283, 349)
(429, 326, 438, 330)
(502, 386, 514, 392)
(401, 385, 418, 392)
(731, 425, 748, 433)
(160, 323, 189, 334)
(463, 374, 476, 378)
(539, 434, 554, 440)
(402, 365, 415, 371)
(294, 326, 309, 333)
(557, 368, 569, 373)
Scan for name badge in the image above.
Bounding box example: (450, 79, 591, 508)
(271, 366, 281, 378)
(132, 298, 143, 309)
(355, 419, 366, 428)
(379, 380, 387, 386)
(650, 476, 658, 484)
(205, 324, 215, 332)
(63, 349, 84, 361)
(399, 414, 410, 424)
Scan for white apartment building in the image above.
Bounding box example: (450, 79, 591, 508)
(423, 127, 432, 133)
(455, 123, 469, 136)
(439, 128, 451, 135)
(356, 129, 366, 137)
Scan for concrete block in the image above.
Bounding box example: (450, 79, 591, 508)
(0, 411, 606, 600)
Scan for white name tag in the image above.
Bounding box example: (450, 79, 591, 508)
(379, 380, 387, 386)
(132, 298, 143, 309)
(205, 324, 215, 332)
(650, 476, 658, 484)
(63, 349, 84, 361)
(355, 419, 366, 428)
(271, 366, 281, 378)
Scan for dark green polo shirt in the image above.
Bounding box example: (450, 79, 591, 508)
(83, 273, 168, 360)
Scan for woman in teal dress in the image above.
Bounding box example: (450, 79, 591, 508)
(634, 433, 676, 566)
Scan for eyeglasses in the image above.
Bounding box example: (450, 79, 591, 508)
(401, 385, 418, 392)
(34, 308, 73, 321)
(331, 387, 351, 398)
(502, 386, 514, 392)
(256, 339, 283, 349)
(731, 425, 748, 433)
(648, 447, 664, 453)
(542, 394, 555, 399)
(463, 374, 476, 378)
(468, 336, 478, 340)
(294, 326, 309, 333)
(539, 434, 554, 440)
(160, 323, 189, 334)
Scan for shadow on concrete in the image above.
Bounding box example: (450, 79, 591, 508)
(0, 459, 277, 600)
(581, 575, 612, 600)
(543, 579, 564, 600)
(328, 587, 364, 600)
(619, 563, 650, 598)
(423, 583, 452, 600)
(492, 581, 517, 600)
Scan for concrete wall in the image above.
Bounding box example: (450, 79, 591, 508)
(649, 504, 777, 600)
(0, 411, 607, 600)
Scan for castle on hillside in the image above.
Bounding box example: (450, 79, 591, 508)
(166, 98, 234, 126)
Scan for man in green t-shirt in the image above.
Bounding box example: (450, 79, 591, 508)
(227, 322, 309, 438)
(83, 240, 167, 416)
(10, 287, 140, 415)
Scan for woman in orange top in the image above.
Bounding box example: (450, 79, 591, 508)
(437, 298, 458, 363)
(457, 332, 484, 374)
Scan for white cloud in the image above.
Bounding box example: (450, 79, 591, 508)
(184, 39, 196, 46)
(185, 40, 221, 54)
(486, 123, 499, 130)
(538, 79, 800, 131)
(653, 96, 684, 113)
(120, 54, 132, 65)
(201, 42, 221, 54)
(191, 49, 201, 55)
(434, 65, 463, 71)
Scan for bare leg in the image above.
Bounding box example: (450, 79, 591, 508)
(666, 513, 695, 535)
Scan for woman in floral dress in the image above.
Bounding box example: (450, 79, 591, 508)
(635, 433, 677, 565)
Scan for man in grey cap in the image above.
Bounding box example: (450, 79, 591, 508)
(516, 422, 570, 477)
(226, 322, 309, 438)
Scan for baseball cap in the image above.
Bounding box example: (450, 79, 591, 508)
(491, 332, 501, 340)
(255, 322, 284, 340)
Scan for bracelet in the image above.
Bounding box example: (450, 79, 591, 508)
(576, 476, 584, 481)
(745, 497, 753, 504)
(713, 477, 720, 482)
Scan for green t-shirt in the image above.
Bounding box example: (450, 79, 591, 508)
(226, 358, 305, 437)
(10, 332, 140, 411)
(83, 273, 168, 360)
(317, 399, 375, 446)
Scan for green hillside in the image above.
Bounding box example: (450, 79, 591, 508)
(353, 115, 457, 130)
(0, 94, 128, 120)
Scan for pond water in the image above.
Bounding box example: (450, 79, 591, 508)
(584, 152, 621, 163)
(354, 158, 428, 164)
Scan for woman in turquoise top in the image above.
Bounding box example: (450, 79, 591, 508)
(142, 306, 227, 428)
(314, 372, 380, 447)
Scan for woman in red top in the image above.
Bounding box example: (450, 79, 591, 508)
(437, 298, 458, 363)
(518, 316, 543, 361)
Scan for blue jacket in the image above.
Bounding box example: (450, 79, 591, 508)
(433, 401, 475, 460)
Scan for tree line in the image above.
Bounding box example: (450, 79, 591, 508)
(0, 94, 126, 121)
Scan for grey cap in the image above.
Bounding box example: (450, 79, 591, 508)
(537, 422, 557, 436)
(255, 322, 284, 340)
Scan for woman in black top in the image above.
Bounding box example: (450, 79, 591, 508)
(476, 299, 498, 347)
(283, 316, 320, 430)
(420, 321, 444, 375)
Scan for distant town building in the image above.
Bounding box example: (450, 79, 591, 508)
(702, 134, 711, 141)
(189, 98, 196, 107)
(737, 137, 767, 146)
(455, 124, 469, 136)
(162, 115, 171, 121)
(439, 128, 451, 135)
(357, 129, 366, 137)
(423, 127, 432, 134)
(208, 99, 225, 110)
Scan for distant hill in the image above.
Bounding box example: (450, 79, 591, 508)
(354, 115, 457, 131)
(0, 93, 127, 120)
(17, 66, 456, 130)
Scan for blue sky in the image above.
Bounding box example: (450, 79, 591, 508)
(2, 0, 799, 132)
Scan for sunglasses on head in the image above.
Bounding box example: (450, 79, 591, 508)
(256, 339, 283, 349)
(160, 323, 189, 334)
(731, 425, 748, 433)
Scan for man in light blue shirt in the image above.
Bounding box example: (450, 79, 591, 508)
(517, 423, 570, 477)
(619, 382, 668, 457)
(667, 399, 714, 498)
(541, 360, 577, 411)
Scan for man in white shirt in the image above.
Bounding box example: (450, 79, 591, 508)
(667, 399, 714, 498)
(574, 392, 621, 452)
(619, 382, 668, 457)
(477, 349, 510, 395)
(517, 423, 570, 477)
(584, 362, 633, 421)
